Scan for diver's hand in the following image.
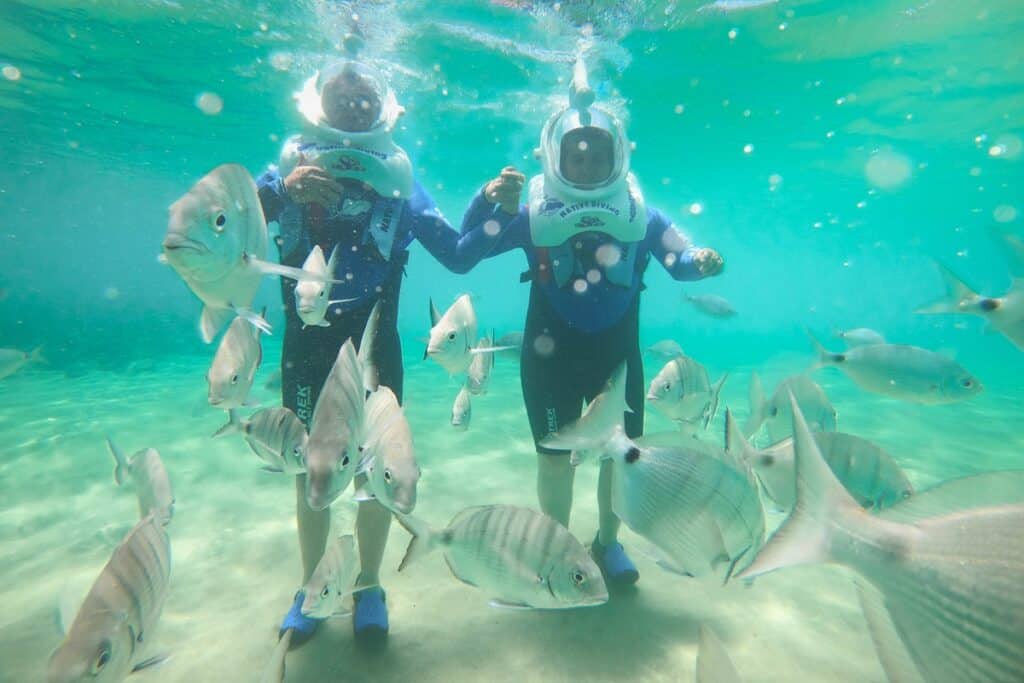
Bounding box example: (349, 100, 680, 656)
(483, 166, 525, 215)
(694, 248, 724, 276)
(283, 166, 343, 207)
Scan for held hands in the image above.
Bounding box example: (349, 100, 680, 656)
(693, 248, 724, 276)
(483, 166, 525, 215)
(283, 166, 343, 207)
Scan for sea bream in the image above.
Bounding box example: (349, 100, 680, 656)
(397, 505, 608, 609)
(162, 164, 332, 342)
(743, 372, 837, 442)
(541, 362, 633, 462)
(451, 386, 472, 431)
(47, 515, 171, 683)
(644, 339, 684, 361)
(646, 354, 727, 431)
(917, 262, 1024, 351)
(807, 330, 982, 404)
(685, 293, 736, 319)
(294, 245, 355, 328)
(425, 295, 511, 375)
(213, 407, 307, 474)
(106, 438, 175, 525)
(0, 346, 44, 381)
(465, 331, 495, 395)
(300, 535, 361, 618)
(724, 410, 912, 512)
(738, 397, 1024, 683)
(355, 386, 421, 515)
(833, 327, 886, 347)
(207, 312, 264, 411)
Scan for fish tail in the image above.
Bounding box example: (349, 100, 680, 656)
(212, 409, 241, 438)
(916, 262, 978, 315)
(703, 372, 729, 430)
(234, 307, 273, 337)
(805, 328, 843, 369)
(359, 301, 382, 392)
(395, 514, 441, 572)
(723, 409, 758, 476)
(106, 436, 127, 486)
(28, 346, 47, 365)
(736, 393, 866, 580)
(742, 372, 767, 437)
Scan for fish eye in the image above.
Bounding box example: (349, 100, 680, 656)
(383, 469, 392, 483)
(961, 378, 973, 388)
(447, 332, 456, 341)
(341, 455, 350, 467)
(93, 644, 112, 672)
(572, 571, 585, 585)
(321, 586, 330, 598)
(662, 382, 671, 391)
(902, 490, 912, 499)
(214, 213, 226, 232)
(319, 290, 326, 298)
(231, 375, 238, 385)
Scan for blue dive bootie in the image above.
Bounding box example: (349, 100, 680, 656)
(353, 586, 389, 644)
(591, 533, 640, 586)
(279, 590, 323, 649)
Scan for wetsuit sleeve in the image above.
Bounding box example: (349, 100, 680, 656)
(458, 188, 528, 251)
(256, 168, 290, 223)
(647, 207, 705, 281)
(410, 185, 524, 273)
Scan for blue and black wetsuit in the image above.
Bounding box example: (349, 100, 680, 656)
(459, 190, 711, 453)
(258, 169, 491, 422)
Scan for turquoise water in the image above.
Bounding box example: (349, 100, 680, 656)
(1, 1, 1023, 681)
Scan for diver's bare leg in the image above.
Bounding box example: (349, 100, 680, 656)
(597, 458, 621, 546)
(537, 451, 575, 528)
(295, 473, 330, 583)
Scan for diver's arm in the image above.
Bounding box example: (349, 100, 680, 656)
(256, 168, 290, 223)
(648, 208, 715, 281)
(408, 183, 522, 274)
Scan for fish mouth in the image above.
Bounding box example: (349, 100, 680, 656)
(208, 397, 223, 406)
(645, 392, 659, 401)
(298, 306, 316, 315)
(162, 235, 209, 253)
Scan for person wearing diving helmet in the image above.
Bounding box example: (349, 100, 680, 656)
(459, 75, 723, 587)
(256, 58, 496, 646)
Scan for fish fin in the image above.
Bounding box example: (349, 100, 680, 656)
(199, 306, 233, 344)
(742, 371, 767, 438)
(428, 297, 441, 326)
(233, 307, 273, 337)
(358, 301, 382, 392)
(395, 513, 441, 571)
(28, 346, 47, 365)
(261, 628, 291, 683)
(131, 653, 171, 673)
(855, 581, 926, 683)
(314, 320, 331, 328)
(916, 262, 978, 315)
(260, 466, 284, 473)
(654, 558, 695, 578)
(245, 254, 344, 284)
(56, 584, 81, 636)
(805, 328, 842, 370)
(326, 244, 342, 278)
(722, 409, 757, 483)
(352, 486, 376, 502)
(736, 392, 864, 580)
(703, 372, 729, 430)
(540, 363, 629, 451)
(878, 470, 1024, 524)
(212, 409, 241, 438)
(467, 345, 516, 355)
(106, 436, 128, 486)
(697, 625, 742, 683)
(488, 599, 534, 611)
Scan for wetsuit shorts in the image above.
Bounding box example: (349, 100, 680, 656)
(520, 283, 644, 455)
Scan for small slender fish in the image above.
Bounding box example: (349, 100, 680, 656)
(355, 387, 421, 515)
(833, 327, 886, 347)
(213, 407, 307, 474)
(426, 295, 511, 375)
(724, 410, 912, 511)
(106, 438, 174, 526)
(207, 312, 264, 410)
(808, 330, 982, 404)
(917, 262, 1024, 351)
(0, 346, 44, 380)
(466, 332, 495, 395)
(744, 372, 837, 441)
(305, 340, 365, 511)
(646, 355, 727, 430)
(697, 625, 742, 683)
(397, 505, 608, 610)
(300, 535, 360, 618)
(294, 245, 350, 328)
(739, 397, 1024, 683)
(451, 386, 472, 431)
(685, 293, 736, 319)
(47, 515, 171, 683)
(644, 339, 684, 361)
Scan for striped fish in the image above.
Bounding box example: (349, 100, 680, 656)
(305, 339, 365, 511)
(207, 312, 263, 411)
(646, 355, 727, 430)
(213, 407, 307, 474)
(300, 535, 360, 618)
(601, 428, 765, 582)
(355, 387, 420, 514)
(744, 372, 837, 442)
(106, 438, 174, 526)
(724, 412, 913, 511)
(47, 515, 171, 683)
(739, 398, 1024, 682)
(397, 505, 608, 609)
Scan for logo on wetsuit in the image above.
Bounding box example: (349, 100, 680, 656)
(296, 385, 313, 424)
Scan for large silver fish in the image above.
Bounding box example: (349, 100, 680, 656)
(541, 362, 631, 457)
(106, 438, 174, 526)
(397, 505, 608, 609)
(808, 331, 982, 404)
(207, 312, 263, 410)
(724, 410, 912, 511)
(646, 355, 727, 430)
(600, 428, 765, 582)
(426, 295, 510, 375)
(300, 535, 360, 618)
(743, 372, 837, 442)
(47, 515, 171, 683)
(738, 397, 1024, 683)
(305, 339, 365, 511)
(917, 262, 1024, 351)
(355, 387, 420, 515)
(0, 346, 44, 380)
(213, 407, 307, 474)
(162, 164, 321, 342)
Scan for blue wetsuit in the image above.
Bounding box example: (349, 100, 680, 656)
(459, 189, 713, 452)
(257, 169, 490, 421)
